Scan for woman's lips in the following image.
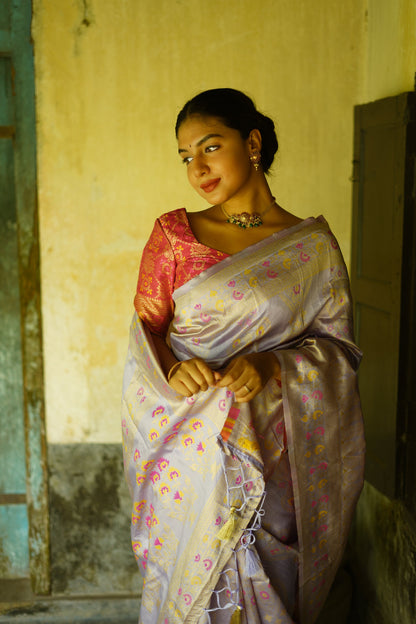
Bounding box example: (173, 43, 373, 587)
(200, 178, 220, 193)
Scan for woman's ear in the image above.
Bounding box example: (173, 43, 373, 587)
(248, 128, 262, 152)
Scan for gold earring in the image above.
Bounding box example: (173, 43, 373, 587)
(250, 153, 261, 171)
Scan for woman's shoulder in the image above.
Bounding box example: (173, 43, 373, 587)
(157, 207, 187, 226)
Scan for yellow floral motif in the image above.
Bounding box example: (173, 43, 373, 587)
(182, 434, 194, 447)
(149, 429, 159, 441)
(307, 369, 319, 381)
(237, 436, 260, 453)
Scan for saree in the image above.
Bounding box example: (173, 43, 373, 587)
(122, 216, 365, 624)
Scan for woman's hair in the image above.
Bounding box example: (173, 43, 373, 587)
(175, 88, 278, 173)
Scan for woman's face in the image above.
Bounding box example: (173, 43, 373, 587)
(177, 115, 256, 205)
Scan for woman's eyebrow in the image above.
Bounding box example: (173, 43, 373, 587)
(178, 133, 223, 154)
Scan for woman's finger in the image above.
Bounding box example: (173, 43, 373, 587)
(169, 358, 216, 395)
(233, 379, 259, 402)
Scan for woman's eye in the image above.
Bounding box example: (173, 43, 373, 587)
(205, 145, 219, 153)
(182, 156, 193, 165)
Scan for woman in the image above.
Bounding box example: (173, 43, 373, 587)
(122, 88, 365, 624)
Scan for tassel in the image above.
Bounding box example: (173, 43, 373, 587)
(230, 605, 242, 624)
(199, 611, 210, 624)
(245, 546, 261, 577)
(217, 506, 237, 541)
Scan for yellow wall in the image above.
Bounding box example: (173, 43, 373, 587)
(364, 0, 416, 102)
(31, 0, 413, 444)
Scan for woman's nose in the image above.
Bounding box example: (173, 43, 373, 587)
(190, 155, 209, 177)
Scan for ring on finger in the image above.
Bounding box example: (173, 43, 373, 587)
(244, 384, 251, 394)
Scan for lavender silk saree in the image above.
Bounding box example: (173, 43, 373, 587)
(122, 217, 365, 624)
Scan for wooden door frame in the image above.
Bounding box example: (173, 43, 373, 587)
(0, 0, 50, 596)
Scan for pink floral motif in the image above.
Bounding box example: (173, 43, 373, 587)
(311, 390, 323, 400)
(233, 290, 244, 300)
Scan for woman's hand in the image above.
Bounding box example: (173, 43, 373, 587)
(168, 358, 221, 397)
(216, 352, 281, 403)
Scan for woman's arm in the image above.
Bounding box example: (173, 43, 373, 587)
(153, 330, 281, 403)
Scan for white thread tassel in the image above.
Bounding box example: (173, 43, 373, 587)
(245, 545, 261, 577)
(217, 506, 237, 541)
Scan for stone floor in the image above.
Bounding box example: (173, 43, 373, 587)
(0, 597, 140, 623)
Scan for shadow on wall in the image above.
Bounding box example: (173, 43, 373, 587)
(348, 481, 416, 624)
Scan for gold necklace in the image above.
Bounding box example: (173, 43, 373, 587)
(221, 197, 276, 229)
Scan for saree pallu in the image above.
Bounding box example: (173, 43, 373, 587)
(122, 217, 365, 624)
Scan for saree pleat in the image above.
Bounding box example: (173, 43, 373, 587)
(122, 216, 365, 624)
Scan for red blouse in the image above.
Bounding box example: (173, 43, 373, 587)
(134, 208, 229, 336)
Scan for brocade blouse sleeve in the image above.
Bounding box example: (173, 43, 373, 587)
(134, 219, 176, 337)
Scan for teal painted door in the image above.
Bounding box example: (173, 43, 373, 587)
(0, 0, 49, 596)
(0, 51, 30, 579)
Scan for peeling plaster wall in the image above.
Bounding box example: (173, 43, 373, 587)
(349, 483, 416, 624)
(32, 0, 366, 444)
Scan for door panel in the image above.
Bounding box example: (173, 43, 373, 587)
(351, 93, 416, 500)
(0, 0, 49, 596)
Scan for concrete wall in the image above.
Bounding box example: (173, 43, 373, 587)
(32, 0, 366, 445)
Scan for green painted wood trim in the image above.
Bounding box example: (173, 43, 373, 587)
(0, 31, 12, 51)
(11, 1, 50, 595)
